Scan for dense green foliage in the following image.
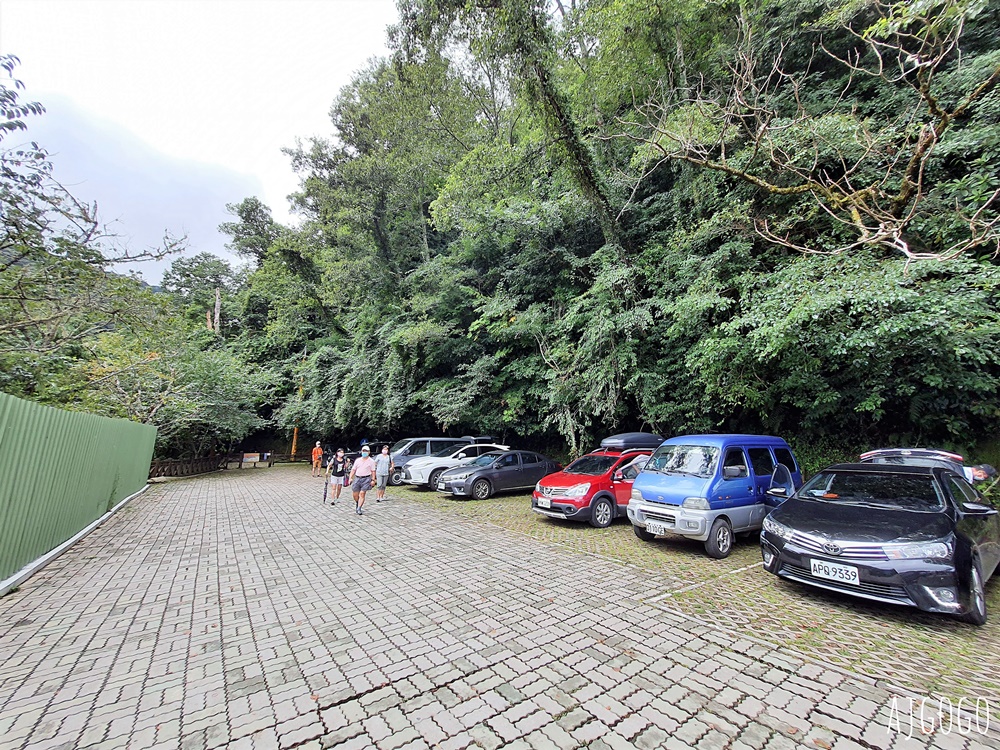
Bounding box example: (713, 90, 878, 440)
(4, 1, 1000, 462)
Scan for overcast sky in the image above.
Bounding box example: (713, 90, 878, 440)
(0, 0, 400, 282)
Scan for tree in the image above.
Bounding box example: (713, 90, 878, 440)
(219, 197, 281, 265)
(614, 0, 1000, 259)
(1, 57, 182, 397)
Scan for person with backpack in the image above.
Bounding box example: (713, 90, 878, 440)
(325, 448, 351, 504)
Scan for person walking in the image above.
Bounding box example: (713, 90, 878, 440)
(374, 444, 394, 502)
(349, 445, 377, 515)
(311, 441, 324, 477)
(325, 448, 351, 504)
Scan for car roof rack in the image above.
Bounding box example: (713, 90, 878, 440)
(599, 432, 664, 450)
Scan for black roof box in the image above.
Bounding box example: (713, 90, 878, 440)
(600, 432, 664, 450)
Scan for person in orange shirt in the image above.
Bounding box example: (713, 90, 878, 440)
(311, 441, 324, 477)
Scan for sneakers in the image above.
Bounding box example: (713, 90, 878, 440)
(356, 507, 363, 516)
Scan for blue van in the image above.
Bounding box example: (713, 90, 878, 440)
(627, 434, 802, 558)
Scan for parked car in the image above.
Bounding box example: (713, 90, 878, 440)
(531, 432, 662, 528)
(343, 439, 392, 463)
(436, 450, 561, 499)
(387, 436, 495, 485)
(760, 462, 1000, 625)
(403, 443, 511, 488)
(627, 434, 802, 558)
(860, 448, 971, 480)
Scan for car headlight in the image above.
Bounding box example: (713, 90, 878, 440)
(565, 483, 591, 498)
(535, 482, 542, 493)
(762, 515, 793, 541)
(681, 496, 709, 510)
(630, 488, 643, 502)
(883, 541, 952, 560)
(449, 473, 471, 481)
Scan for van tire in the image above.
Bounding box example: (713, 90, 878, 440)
(589, 497, 614, 528)
(705, 518, 734, 559)
(633, 524, 656, 542)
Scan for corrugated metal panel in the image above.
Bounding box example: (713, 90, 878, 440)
(0, 392, 157, 582)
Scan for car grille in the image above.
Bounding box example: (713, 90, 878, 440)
(780, 563, 909, 600)
(644, 510, 676, 526)
(787, 531, 888, 560)
(539, 486, 568, 497)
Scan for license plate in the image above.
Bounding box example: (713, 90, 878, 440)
(810, 558, 859, 585)
(437, 482, 446, 491)
(537, 496, 551, 509)
(645, 521, 666, 535)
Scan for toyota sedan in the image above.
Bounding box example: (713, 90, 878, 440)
(760, 463, 999, 625)
(437, 450, 561, 499)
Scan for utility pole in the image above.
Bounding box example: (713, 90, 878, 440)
(289, 348, 307, 460)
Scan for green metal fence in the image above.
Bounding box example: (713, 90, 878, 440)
(0, 392, 157, 584)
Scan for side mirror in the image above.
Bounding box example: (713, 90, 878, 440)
(723, 466, 745, 480)
(612, 470, 624, 482)
(962, 502, 998, 516)
(457, 453, 467, 459)
(766, 487, 788, 498)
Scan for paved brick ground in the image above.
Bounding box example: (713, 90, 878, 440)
(1, 465, 998, 750)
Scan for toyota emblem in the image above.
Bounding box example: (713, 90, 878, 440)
(823, 542, 842, 556)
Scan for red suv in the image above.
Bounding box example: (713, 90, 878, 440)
(531, 433, 663, 528)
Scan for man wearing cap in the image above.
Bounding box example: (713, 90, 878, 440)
(311, 441, 324, 477)
(349, 445, 378, 515)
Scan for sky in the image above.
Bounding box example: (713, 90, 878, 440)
(0, 0, 400, 283)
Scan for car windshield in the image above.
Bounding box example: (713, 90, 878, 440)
(468, 453, 501, 467)
(432, 445, 460, 457)
(799, 471, 945, 512)
(647, 445, 719, 477)
(390, 440, 410, 453)
(564, 455, 618, 475)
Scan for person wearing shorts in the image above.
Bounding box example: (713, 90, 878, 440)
(325, 448, 350, 504)
(349, 445, 377, 515)
(311, 441, 324, 477)
(373, 445, 394, 502)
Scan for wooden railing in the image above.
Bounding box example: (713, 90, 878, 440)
(148, 455, 232, 478)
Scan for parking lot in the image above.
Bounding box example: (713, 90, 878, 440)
(409, 484, 1000, 704)
(0, 465, 998, 749)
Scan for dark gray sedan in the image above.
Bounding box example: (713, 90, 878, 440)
(436, 450, 561, 499)
(760, 463, 1000, 625)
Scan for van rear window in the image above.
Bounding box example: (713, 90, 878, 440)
(748, 448, 775, 477)
(774, 448, 797, 473)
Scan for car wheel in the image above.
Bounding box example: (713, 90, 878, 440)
(390, 468, 403, 486)
(589, 497, 614, 529)
(428, 469, 444, 489)
(704, 518, 734, 559)
(633, 524, 656, 542)
(960, 561, 988, 626)
(471, 479, 492, 500)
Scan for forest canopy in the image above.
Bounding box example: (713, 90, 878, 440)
(3, 0, 1000, 464)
